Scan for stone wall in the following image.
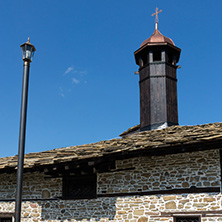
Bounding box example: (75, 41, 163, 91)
(0, 149, 221, 221)
(0, 172, 62, 199)
(97, 149, 220, 194)
(1, 193, 222, 221)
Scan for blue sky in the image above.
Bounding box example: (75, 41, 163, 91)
(0, 0, 221, 157)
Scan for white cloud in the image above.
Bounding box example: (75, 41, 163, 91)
(64, 66, 74, 75)
(63, 65, 88, 77)
(59, 66, 87, 96)
(59, 87, 65, 97)
(72, 78, 80, 84)
(79, 70, 87, 75)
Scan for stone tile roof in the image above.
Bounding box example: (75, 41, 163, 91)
(119, 124, 140, 137)
(1, 122, 222, 172)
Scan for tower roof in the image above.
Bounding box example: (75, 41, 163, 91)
(140, 27, 175, 48)
(140, 8, 175, 48)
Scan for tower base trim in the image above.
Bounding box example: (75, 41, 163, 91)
(140, 122, 178, 131)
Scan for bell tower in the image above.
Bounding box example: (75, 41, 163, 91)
(134, 8, 181, 131)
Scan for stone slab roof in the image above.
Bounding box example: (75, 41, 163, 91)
(1, 122, 222, 172)
(119, 124, 140, 137)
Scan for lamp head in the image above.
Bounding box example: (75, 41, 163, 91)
(20, 38, 36, 62)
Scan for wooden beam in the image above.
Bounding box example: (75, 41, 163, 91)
(154, 210, 222, 218)
(97, 187, 220, 198)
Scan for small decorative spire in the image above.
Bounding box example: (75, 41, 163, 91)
(27, 37, 30, 43)
(151, 7, 162, 30)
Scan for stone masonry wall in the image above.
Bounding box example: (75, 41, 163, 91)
(0, 149, 221, 221)
(0, 172, 62, 199)
(1, 193, 222, 221)
(97, 149, 220, 194)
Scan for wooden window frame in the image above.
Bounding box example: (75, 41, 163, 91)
(62, 174, 96, 200)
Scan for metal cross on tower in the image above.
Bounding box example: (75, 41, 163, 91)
(151, 7, 162, 30)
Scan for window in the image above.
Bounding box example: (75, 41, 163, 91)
(142, 55, 147, 66)
(0, 214, 13, 222)
(0, 217, 12, 222)
(168, 53, 177, 65)
(174, 216, 200, 222)
(0, 218, 12, 222)
(153, 51, 161, 61)
(63, 174, 96, 199)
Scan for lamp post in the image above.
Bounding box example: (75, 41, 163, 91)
(15, 38, 36, 222)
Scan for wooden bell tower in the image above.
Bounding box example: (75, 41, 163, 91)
(134, 8, 181, 131)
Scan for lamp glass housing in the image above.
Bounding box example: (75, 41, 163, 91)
(21, 42, 36, 62)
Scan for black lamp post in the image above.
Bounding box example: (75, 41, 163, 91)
(15, 38, 36, 222)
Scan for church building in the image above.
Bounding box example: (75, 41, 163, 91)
(0, 8, 221, 222)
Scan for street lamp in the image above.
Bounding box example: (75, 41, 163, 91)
(15, 38, 36, 222)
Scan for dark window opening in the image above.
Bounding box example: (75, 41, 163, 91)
(142, 55, 147, 66)
(0, 218, 12, 222)
(63, 174, 96, 199)
(153, 51, 161, 61)
(168, 54, 176, 65)
(220, 150, 222, 191)
(174, 216, 200, 222)
(168, 54, 173, 64)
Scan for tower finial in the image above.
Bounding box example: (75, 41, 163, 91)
(151, 7, 162, 30)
